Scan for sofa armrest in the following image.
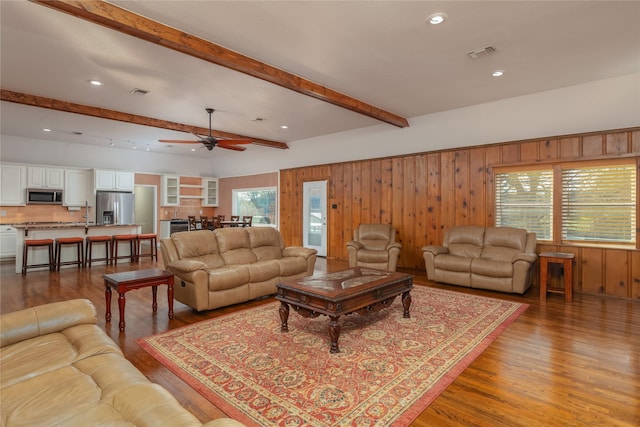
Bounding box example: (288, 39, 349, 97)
(346, 240, 363, 250)
(512, 253, 538, 264)
(1, 299, 97, 348)
(167, 259, 208, 274)
(422, 245, 449, 256)
(283, 246, 317, 259)
(386, 242, 402, 252)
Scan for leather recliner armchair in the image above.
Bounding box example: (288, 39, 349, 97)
(346, 224, 402, 272)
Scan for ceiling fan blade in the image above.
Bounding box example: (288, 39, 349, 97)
(217, 142, 247, 151)
(159, 139, 199, 144)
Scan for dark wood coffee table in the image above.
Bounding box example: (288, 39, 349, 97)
(276, 267, 413, 353)
(104, 268, 174, 332)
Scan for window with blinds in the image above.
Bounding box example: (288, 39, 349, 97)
(562, 164, 636, 243)
(495, 169, 553, 240)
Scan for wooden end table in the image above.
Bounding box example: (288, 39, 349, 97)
(276, 267, 413, 353)
(539, 252, 574, 303)
(104, 268, 175, 331)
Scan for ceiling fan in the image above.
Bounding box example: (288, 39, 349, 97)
(159, 108, 252, 151)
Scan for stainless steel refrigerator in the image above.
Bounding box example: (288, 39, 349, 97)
(96, 191, 135, 225)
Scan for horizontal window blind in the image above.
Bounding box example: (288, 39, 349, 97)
(495, 170, 553, 240)
(562, 165, 636, 243)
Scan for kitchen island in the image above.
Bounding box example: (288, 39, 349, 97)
(14, 223, 141, 273)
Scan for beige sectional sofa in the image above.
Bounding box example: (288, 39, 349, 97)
(422, 226, 537, 294)
(160, 227, 317, 311)
(0, 299, 244, 427)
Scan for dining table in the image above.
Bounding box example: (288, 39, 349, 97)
(219, 220, 250, 228)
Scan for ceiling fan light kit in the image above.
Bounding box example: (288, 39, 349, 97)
(159, 108, 252, 152)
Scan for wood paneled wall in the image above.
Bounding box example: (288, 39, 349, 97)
(280, 127, 640, 300)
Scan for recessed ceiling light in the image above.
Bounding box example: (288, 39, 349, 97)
(191, 148, 196, 152)
(426, 13, 447, 25)
(89, 80, 103, 86)
(280, 125, 288, 129)
(42, 128, 51, 132)
(492, 70, 505, 77)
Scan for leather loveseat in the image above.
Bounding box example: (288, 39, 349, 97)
(422, 226, 537, 294)
(160, 227, 317, 311)
(0, 299, 244, 427)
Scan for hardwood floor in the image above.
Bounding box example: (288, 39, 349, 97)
(1, 256, 638, 426)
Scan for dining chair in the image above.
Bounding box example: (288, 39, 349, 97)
(200, 216, 209, 230)
(212, 217, 222, 229)
(242, 216, 253, 227)
(187, 216, 197, 231)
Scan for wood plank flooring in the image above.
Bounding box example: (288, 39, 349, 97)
(1, 257, 638, 426)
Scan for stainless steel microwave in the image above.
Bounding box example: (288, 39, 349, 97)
(26, 189, 63, 204)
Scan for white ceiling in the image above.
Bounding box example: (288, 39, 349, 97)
(1, 1, 639, 158)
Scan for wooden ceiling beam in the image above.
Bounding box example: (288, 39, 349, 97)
(30, 0, 410, 128)
(0, 89, 289, 149)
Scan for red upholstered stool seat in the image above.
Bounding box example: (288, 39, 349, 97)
(111, 234, 137, 264)
(85, 235, 112, 267)
(55, 237, 84, 271)
(22, 239, 55, 275)
(136, 233, 158, 261)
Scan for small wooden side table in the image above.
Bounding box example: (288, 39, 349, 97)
(539, 252, 574, 302)
(104, 268, 174, 331)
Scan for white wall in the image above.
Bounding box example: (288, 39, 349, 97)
(2, 73, 638, 177)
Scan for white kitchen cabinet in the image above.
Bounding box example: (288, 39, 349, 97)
(64, 169, 92, 206)
(27, 167, 64, 189)
(0, 164, 27, 206)
(94, 170, 134, 192)
(201, 177, 219, 207)
(161, 175, 180, 206)
(0, 226, 17, 259)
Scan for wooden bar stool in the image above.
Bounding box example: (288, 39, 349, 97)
(111, 234, 138, 264)
(85, 235, 112, 267)
(22, 239, 55, 275)
(55, 237, 84, 271)
(136, 233, 158, 261)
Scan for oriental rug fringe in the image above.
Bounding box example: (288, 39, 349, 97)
(138, 285, 527, 426)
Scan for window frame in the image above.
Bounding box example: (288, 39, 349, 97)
(494, 157, 638, 249)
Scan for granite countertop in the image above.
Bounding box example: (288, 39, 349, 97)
(12, 223, 139, 229)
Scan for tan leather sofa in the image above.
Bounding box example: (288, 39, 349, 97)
(422, 226, 537, 294)
(0, 299, 245, 427)
(346, 224, 402, 272)
(160, 227, 317, 311)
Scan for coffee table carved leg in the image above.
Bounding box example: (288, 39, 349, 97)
(117, 292, 126, 332)
(402, 291, 412, 318)
(279, 302, 290, 332)
(105, 286, 112, 322)
(329, 316, 341, 354)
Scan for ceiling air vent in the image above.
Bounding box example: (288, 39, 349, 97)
(130, 88, 150, 96)
(466, 46, 496, 60)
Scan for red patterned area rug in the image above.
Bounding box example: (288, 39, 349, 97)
(138, 285, 527, 426)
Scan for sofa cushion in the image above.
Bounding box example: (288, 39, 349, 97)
(215, 228, 258, 265)
(172, 231, 225, 268)
(434, 254, 473, 272)
(445, 226, 484, 258)
(481, 227, 528, 261)
(357, 248, 391, 264)
(277, 256, 309, 277)
(357, 224, 394, 251)
(471, 258, 514, 277)
(247, 227, 283, 261)
(246, 260, 281, 283)
(208, 266, 251, 291)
